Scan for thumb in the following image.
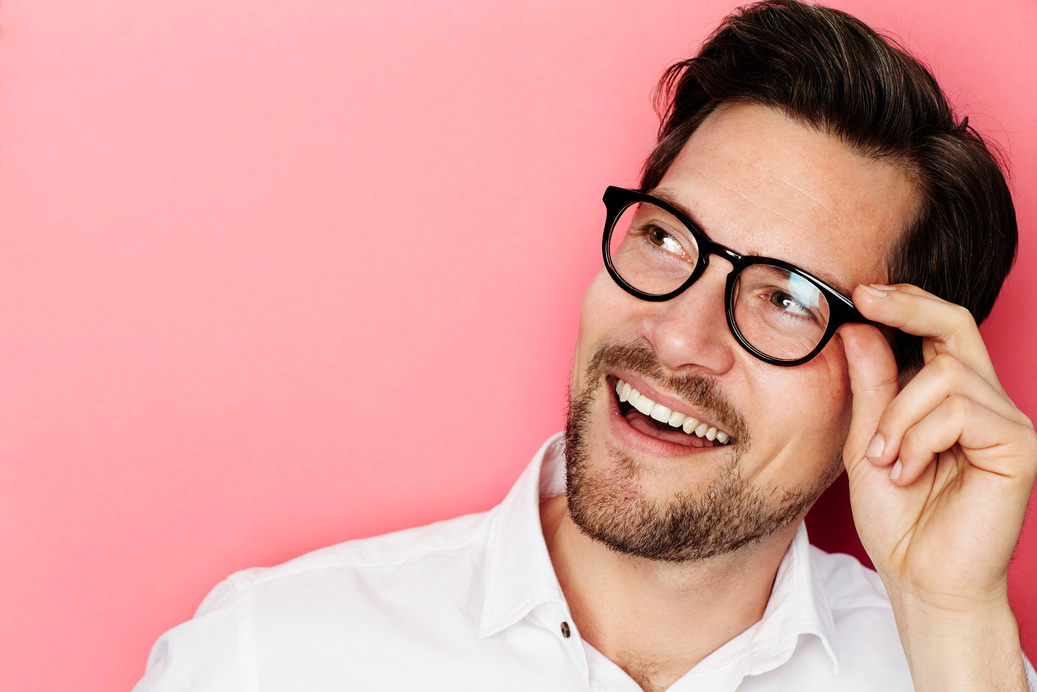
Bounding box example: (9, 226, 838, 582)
(839, 322, 900, 474)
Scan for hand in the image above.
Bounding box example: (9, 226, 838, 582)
(839, 283, 1036, 690)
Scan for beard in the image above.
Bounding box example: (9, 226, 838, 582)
(564, 343, 842, 562)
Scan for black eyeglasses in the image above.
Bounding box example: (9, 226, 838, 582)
(601, 186, 863, 366)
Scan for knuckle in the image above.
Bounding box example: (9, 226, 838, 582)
(951, 303, 978, 332)
(928, 352, 963, 379)
(944, 393, 974, 419)
(897, 429, 931, 468)
(898, 428, 918, 459)
(1023, 421, 1037, 450)
(1020, 411, 1036, 435)
(1021, 427, 1037, 477)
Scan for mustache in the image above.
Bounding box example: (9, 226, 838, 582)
(582, 342, 749, 444)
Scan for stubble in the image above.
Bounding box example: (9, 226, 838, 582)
(564, 343, 841, 562)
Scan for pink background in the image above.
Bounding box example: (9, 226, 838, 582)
(1, 1, 1034, 688)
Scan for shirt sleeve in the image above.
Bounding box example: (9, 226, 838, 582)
(132, 576, 252, 692)
(1025, 652, 1037, 692)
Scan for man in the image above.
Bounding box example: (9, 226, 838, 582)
(135, 2, 1036, 690)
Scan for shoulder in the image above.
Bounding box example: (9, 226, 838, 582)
(205, 508, 494, 615)
(134, 510, 496, 691)
(235, 510, 489, 581)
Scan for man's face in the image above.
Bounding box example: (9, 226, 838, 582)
(566, 103, 917, 561)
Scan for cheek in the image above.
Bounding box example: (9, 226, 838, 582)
(573, 271, 640, 372)
(814, 342, 854, 425)
(571, 272, 610, 392)
(750, 346, 854, 456)
(797, 352, 854, 459)
(579, 271, 624, 329)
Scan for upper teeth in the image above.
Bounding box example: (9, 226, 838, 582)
(615, 379, 731, 444)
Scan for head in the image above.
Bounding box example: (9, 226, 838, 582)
(564, 0, 1017, 562)
(642, 0, 1017, 373)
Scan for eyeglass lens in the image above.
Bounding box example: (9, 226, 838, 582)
(608, 201, 832, 361)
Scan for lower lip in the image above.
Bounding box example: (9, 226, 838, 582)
(604, 382, 718, 459)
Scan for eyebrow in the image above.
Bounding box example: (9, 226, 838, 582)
(648, 188, 857, 299)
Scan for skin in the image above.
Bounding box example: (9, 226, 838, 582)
(843, 287, 1035, 690)
(542, 103, 1036, 691)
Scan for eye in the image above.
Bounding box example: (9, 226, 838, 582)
(610, 201, 698, 278)
(749, 270, 825, 325)
(647, 225, 684, 255)
(769, 290, 810, 316)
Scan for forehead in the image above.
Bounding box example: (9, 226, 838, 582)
(654, 103, 918, 292)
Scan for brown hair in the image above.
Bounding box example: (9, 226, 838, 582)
(641, 0, 1016, 372)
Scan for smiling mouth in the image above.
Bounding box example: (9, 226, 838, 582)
(613, 378, 733, 446)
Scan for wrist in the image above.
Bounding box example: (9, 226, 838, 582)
(885, 589, 1026, 692)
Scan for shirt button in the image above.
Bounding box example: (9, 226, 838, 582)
(560, 621, 571, 638)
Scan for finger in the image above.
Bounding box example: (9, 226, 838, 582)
(852, 283, 1002, 392)
(892, 395, 1035, 487)
(839, 322, 900, 472)
(872, 353, 1028, 467)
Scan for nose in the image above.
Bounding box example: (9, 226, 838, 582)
(637, 259, 737, 375)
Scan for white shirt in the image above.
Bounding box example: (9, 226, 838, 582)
(134, 434, 1036, 691)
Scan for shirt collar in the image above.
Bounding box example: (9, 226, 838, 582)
(733, 523, 841, 677)
(476, 433, 842, 677)
(478, 433, 568, 638)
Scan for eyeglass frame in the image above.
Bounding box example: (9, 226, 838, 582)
(600, 185, 864, 367)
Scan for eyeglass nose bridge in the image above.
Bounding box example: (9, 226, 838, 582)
(676, 233, 747, 301)
(655, 241, 791, 367)
(683, 246, 821, 367)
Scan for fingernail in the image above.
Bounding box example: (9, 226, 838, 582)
(869, 284, 896, 291)
(861, 285, 888, 298)
(889, 460, 902, 481)
(865, 433, 885, 459)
